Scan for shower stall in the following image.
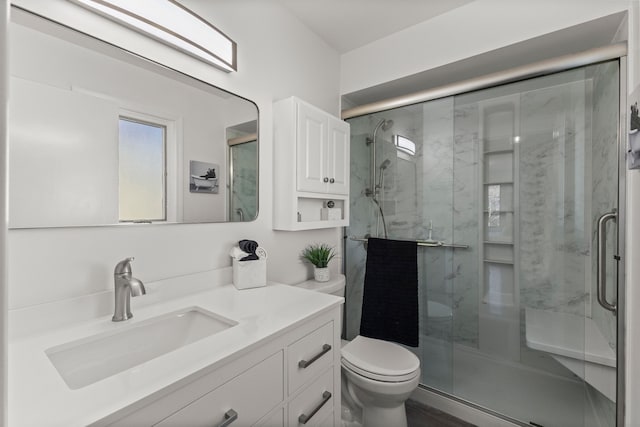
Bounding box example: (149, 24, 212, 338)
(344, 56, 624, 426)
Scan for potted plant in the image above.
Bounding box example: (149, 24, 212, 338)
(301, 243, 336, 282)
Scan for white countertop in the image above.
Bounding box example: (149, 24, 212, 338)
(9, 281, 342, 427)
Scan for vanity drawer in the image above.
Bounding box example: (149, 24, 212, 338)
(288, 321, 334, 393)
(255, 406, 285, 427)
(154, 351, 283, 427)
(288, 367, 334, 427)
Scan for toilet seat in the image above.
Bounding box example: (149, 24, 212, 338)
(341, 335, 420, 382)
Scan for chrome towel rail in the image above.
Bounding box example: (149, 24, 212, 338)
(349, 236, 469, 249)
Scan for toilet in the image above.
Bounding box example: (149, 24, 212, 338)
(294, 275, 421, 427)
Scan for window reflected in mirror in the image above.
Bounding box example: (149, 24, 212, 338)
(118, 117, 166, 223)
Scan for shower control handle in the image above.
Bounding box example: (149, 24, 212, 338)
(597, 210, 617, 314)
(329, 178, 335, 183)
(323, 177, 329, 183)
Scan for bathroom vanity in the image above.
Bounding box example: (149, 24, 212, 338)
(9, 279, 343, 426)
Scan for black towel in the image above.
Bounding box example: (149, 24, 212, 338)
(360, 237, 419, 347)
(239, 239, 259, 261)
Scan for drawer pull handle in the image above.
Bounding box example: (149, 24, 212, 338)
(298, 391, 331, 425)
(298, 344, 331, 369)
(217, 409, 238, 427)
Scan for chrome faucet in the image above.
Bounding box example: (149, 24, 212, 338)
(112, 257, 146, 322)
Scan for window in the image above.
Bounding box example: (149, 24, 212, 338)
(118, 117, 166, 222)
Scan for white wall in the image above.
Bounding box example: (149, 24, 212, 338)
(7, 0, 343, 310)
(341, 0, 630, 95)
(0, 2, 8, 427)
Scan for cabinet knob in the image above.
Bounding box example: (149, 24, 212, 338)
(323, 177, 329, 183)
(329, 178, 335, 184)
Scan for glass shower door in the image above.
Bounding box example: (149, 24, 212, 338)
(451, 60, 621, 427)
(345, 58, 622, 427)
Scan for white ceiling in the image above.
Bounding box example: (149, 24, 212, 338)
(276, 0, 475, 53)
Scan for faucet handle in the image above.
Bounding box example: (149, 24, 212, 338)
(114, 257, 135, 275)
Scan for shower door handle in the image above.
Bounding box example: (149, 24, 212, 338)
(596, 210, 617, 314)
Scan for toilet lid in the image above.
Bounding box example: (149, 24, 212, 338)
(341, 335, 420, 381)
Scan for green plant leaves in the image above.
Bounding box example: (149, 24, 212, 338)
(301, 243, 336, 268)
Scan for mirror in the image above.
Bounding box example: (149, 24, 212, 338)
(8, 8, 259, 228)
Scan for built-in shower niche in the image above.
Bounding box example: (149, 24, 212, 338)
(478, 98, 520, 361)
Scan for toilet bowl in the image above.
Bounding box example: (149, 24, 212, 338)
(341, 335, 420, 427)
(294, 275, 421, 427)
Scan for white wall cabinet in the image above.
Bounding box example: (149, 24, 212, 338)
(296, 101, 349, 195)
(274, 96, 350, 230)
(95, 307, 341, 427)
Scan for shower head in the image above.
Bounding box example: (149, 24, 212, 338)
(373, 118, 394, 135)
(380, 159, 391, 170)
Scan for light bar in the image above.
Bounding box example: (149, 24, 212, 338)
(394, 135, 416, 156)
(69, 0, 237, 72)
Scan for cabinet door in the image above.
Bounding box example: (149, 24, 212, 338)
(296, 102, 328, 193)
(327, 119, 349, 195)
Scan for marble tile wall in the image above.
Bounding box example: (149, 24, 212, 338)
(344, 102, 464, 344)
(588, 61, 619, 427)
(451, 101, 481, 347)
(518, 80, 590, 317)
(589, 60, 619, 354)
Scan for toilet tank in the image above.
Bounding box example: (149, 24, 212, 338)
(294, 274, 345, 297)
(294, 274, 346, 340)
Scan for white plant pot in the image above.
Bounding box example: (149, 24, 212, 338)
(314, 267, 330, 282)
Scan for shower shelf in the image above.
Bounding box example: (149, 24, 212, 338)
(483, 258, 513, 265)
(483, 149, 514, 155)
(483, 210, 514, 213)
(483, 181, 513, 185)
(484, 240, 513, 245)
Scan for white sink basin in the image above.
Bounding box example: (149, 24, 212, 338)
(46, 306, 238, 389)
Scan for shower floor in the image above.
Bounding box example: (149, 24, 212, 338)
(421, 336, 605, 427)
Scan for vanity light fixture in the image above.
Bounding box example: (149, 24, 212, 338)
(68, 0, 237, 72)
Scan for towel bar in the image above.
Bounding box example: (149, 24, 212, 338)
(348, 236, 469, 249)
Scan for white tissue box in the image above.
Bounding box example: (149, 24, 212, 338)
(321, 207, 342, 221)
(232, 258, 266, 290)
